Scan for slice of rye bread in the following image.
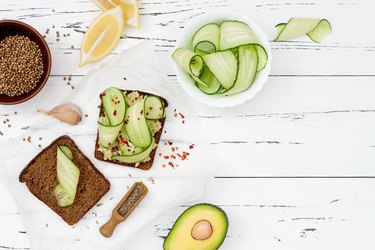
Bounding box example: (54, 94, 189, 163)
(19, 135, 110, 225)
(94, 90, 168, 170)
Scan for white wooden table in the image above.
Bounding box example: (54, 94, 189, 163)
(1, 0, 375, 249)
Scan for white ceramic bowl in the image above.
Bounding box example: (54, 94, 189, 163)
(174, 10, 271, 108)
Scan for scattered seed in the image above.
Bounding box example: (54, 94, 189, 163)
(52, 25, 55, 28)
(38, 144, 41, 148)
(85, 114, 88, 117)
(96, 203, 103, 207)
(7, 124, 11, 127)
(0, 131, 3, 136)
(71, 45, 74, 49)
(14, 111, 17, 114)
(67, 82, 70, 85)
(39, 137, 42, 140)
(71, 86, 75, 90)
(63, 77, 66, 81)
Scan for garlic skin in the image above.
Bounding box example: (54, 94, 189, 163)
(38, 102, 82, 125)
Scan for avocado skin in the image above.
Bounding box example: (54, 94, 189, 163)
(163, 203, 228, 250)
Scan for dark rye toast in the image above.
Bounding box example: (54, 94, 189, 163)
(94, 90, 168, 170)
(19, 135, 110, 225)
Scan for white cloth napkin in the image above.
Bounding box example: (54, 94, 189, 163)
(1, 41, 221, 249)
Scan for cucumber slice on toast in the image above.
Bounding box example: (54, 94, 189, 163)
(125, 100, 152, 148)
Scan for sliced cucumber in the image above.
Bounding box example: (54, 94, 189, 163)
(255, 45, 268, 71)
(98, 118, 123, 148)
(55, 145, 80, 207)
(125, 100, 152, 148)
(219, 21, 261, 50)
(194, 67, 221, 95)
(192, 23, 220, 54)
(145, 96, 164, 120)
(217, 86, 228, 94)
(221, 45, 258, 96)
(172, 48, 204, 77)
(54, 184, 74, 207)
(98, 87, 127, 147)
(172, 20, 268, 96)
(60, 145, 73, 160)
(113, 139, 154, 164)
(195, 48, 209, 57)
(117, 125, 144, 156)
(275, 18, 332, 43)
(101, 87, 126, 126)
(203, 50, 237, 89)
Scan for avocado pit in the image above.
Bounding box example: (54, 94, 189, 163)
(191, 220, 212, 240)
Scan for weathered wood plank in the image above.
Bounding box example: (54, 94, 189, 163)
(2, 178, 374, 249)
(0, 0, 374, 76)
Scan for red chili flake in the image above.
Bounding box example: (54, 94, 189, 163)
(174, 113, 178, 118)
(164, 155, 169, 159)
(177, 153, 182, 158)
(179, 113, 185, 118)
(189, 144, 195, 149)
(168, 162, 175, 168)
(113, 110, 117, 116)
(171, 147, 175, 152)
(164, 142, 168, 146)
(182, 120, 185, 124)
(168, 141, 173, 145)
(159, 153, 162, 156)
(99, 92, 106, 98)
(171, 155, 176, 159)
(186, 152, 190, 156)
(162, 164, 166, 168)
(182, 151, 187, 155)
(123, 77, 127, 80)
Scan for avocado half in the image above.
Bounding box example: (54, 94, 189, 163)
(163, 203, 228, 250)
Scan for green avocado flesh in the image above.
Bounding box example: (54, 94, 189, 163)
(163, 204, 228, 250)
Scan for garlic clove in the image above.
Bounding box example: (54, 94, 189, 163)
(38, 102, 82, 125)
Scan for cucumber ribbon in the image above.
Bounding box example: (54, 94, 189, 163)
(274, 18, 332, 43)
(172, 21, 268, 96)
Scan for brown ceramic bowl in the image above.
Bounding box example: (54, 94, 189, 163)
(0, 20, 51, 105)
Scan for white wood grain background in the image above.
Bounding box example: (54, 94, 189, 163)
(1, 0, 375, 249)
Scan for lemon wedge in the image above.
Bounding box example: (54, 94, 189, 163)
(92, 0, 140, 29)
(80, 6, 124, 66)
